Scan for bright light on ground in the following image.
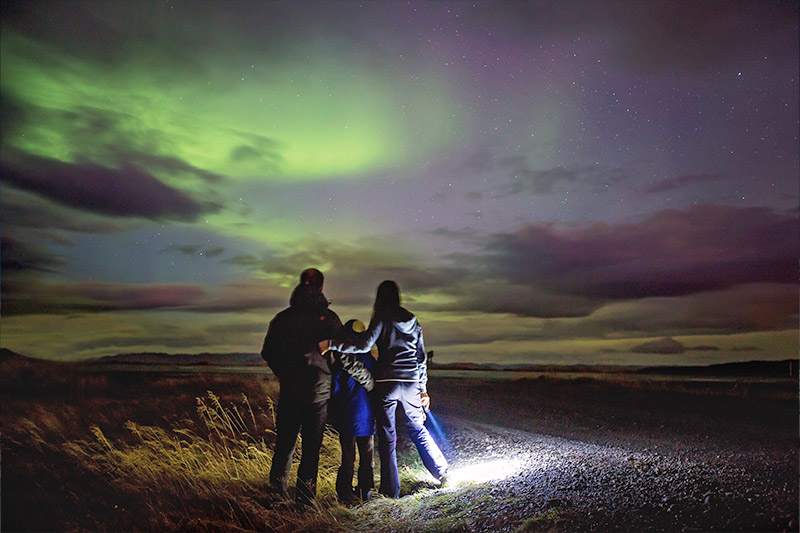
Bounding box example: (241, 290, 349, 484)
(445, 458, 527, 487)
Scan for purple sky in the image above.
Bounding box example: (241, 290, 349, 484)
(1, 1, 797, 365)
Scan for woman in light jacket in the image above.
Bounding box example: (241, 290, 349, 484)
(320, 280, 448, 498)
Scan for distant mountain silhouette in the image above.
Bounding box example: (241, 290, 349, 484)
(631, 337, 685, 354)
(88, 352, 263, 366)
(429, 359, 798, 377)
(2, 347, 796, 377)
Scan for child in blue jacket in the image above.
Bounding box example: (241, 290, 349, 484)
(329, 319, 376, 502)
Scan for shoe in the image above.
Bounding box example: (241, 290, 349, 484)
(438, 472, 450, 488)
(338, 491, 361, 506)
(355, 487, 372, 501)
(269, 477, 289, 499)
(295, 478, 317, 507)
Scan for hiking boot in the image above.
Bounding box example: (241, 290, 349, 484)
(338, 491, 361, 506)
(355, 487, 372, 501)
(295, 478, 316, 507)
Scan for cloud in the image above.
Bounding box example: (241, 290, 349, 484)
(227, 132, 284, 171)
(0, 236, 64, 274)
(1, 280, 206, 316)
(533, 283, 798, 341)
(686, 345, 720, 351)
(483, 157, 630, 199)
(504, 166, 580, 196)
(1, 185, 126, 234)
(213, 205, 798, 325)
(641, 174, 721, 194)
(484, 204, 798, 300)
(187, 280, 288, 313)
(108, 147, 224, 184)
(229, 241, 471, 308)
(163, 244, 227, 258)
(428, 279, 602, 319)
(0, 276, 291, 317)
(631, 337, 685, 354)
(2, 151, 220, 221)
(1, 92, 226, 184)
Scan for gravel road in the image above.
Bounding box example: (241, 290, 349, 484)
(366, 375, 799, 532)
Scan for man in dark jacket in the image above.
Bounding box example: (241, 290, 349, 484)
(261, 268, 373, 505)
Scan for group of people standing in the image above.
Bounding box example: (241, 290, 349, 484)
(261, 269, 448, 506)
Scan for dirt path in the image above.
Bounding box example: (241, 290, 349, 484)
(433, 414, 797, 532)
(354, 376, 799, 532)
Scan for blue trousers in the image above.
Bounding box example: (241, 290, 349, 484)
(373, 381, 448, 498)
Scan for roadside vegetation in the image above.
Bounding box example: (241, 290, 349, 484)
(4, 349, 795, 532)
(1, 350, 514, 532)
(1, 351, 352, 531)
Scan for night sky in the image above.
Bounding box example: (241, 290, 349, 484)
(1, 1, 797, 366)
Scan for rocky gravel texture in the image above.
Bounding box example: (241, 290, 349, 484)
(356, 375, 799, 532)
(437, 416, 796, 532)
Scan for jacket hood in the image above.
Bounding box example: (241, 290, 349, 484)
(395, 315, 419, 335)
(289, 284, 329, 310)
(380, 306, 417, 333)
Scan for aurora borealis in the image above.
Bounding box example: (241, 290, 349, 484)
(1, 1, 798, 365)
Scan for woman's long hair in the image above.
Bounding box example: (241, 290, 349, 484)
(372, 280, 401, 321)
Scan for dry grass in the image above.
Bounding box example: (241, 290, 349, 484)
(4, 352, 582, 532)
(59, 390, 352, 531)
(0, 353, 363, 532)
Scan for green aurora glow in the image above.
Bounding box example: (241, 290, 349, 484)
(1, 30, 461, 183)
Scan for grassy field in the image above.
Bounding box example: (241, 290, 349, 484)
(4, 350, 797, 532)
(1, 351, 390, 532)
(0, 351, 508, 532)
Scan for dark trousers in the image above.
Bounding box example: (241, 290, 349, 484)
(336, 433, 374, 499)
(373, 381, 448, 498)
(269, 392, 327, 503)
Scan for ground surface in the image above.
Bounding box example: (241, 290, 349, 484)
(353, 375, 799, 532)
(1, 350, 797, 532)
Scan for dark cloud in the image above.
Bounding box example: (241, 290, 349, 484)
(687, 345, 720, 351)
(109, 148, 224, 184)
(228, 132, 284, 171)
(0, 236, 64, 274)
(631, 337, 685, 354)
(535, 283, 798, 340)
(2, 151, 220, 221)
(1, 95, 225, 185)
(0, 275, 290, 317)
(485, 204, 798, 300)
(504, 166, 580, 196)
(486, 158, 629, 199)
(730, 346, 759, 352)
(230, 145, 264, 163)
(1, 186, 125, 233)
(0, 91, 26, 142)
(1, 280, 206, 316)
(163, 245, 227, 258)
(641, 174, 721, 194)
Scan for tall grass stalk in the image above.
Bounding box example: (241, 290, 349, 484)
(63, 391, 352, 531)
